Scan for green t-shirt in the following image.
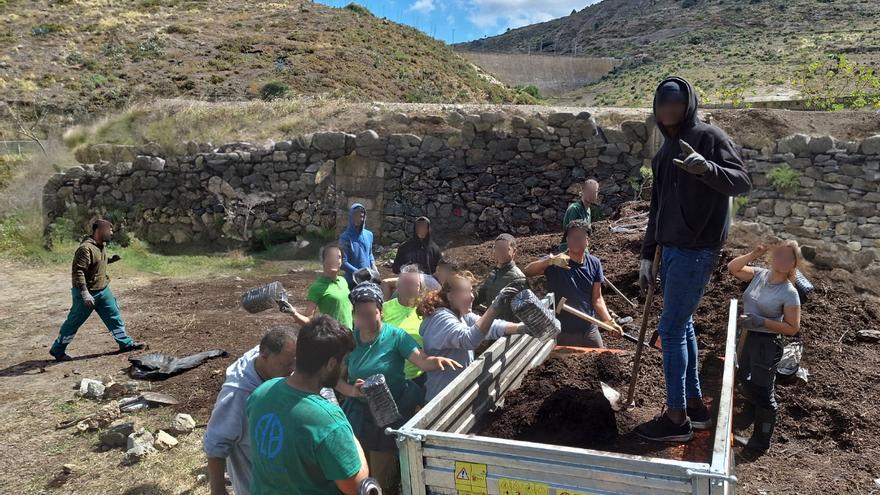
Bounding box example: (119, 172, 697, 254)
(560, 200, 592, 252)
(307, 275, 353, 330)
(246, 378, 362, 495)
(382, 299, 424, 380)
(347, 323, 419, 398)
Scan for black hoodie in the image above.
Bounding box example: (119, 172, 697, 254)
(392, 217, 443, 275)
(641, 76, 752, 260)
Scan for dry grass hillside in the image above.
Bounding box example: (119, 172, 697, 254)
(458, 0, 880, 106)
(0, 0, 533, 138)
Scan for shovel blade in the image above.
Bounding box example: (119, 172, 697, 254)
(600, 381, 623, 412)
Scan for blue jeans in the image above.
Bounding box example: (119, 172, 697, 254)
(658, 246, 719, 410)
(50, 286, 134, 356)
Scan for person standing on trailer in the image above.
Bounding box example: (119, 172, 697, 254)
(635, 76, 752, 443)
(340, 203, 377, 288)
(49, 219, 145, 361)
(523, 219, 622, 348)
(382, 265, 428, 388)
(728, 241, 802, 455)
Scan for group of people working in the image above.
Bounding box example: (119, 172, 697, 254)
(48, 76, 804, 495)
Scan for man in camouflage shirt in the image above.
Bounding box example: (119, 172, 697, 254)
(49, 219, 145, 361)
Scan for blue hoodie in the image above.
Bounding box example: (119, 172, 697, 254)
(340, 203, 375, 285)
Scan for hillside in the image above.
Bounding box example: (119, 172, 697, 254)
(0, 0, 531, 137)
(457, 0, 880, 106)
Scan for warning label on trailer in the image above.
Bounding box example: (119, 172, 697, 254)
(498, 478, 549, 495)
(454, 461, 487, 495)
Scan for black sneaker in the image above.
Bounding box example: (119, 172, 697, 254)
(118, 341, 147, 353)
(51, 352, 73, 362)
(635, 413, 694, 442)
(687, 403, 713, 430)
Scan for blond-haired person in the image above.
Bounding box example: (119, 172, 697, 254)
(727, 240, 803, 455)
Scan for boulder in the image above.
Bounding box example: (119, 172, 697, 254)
(776, 134, 811, 156)
(78, 379, 105, 400)
(154, 430, 179, 451)
(100, 421, 136, 448)
(860, 135, 880, 155)
(169, 413, 196, 435)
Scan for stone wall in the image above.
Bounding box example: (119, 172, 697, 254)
(42, 109, 880, 268)
(43, 109, 654, 248)
(736, 133, 880, 269)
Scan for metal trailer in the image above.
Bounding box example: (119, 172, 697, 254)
(391, 297, 740, 495)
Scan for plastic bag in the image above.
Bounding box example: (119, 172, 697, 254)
(511, 289, 561, 341)
(240, 281, 287, 314)
(361, 374, 402, 427)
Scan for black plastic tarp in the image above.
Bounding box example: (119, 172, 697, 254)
(128, 349, 228, 380)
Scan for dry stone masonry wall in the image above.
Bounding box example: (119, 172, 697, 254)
(42, 109, 880, 269)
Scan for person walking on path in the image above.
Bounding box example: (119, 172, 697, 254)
(391, 217, 442, 276)
(49, 219, 145, 361)
(280, 243, 353, 330)
(524, 219, 622, 348)
(204, 327, 298, 495)
(474, 234, 528, 322)
(340, 203, 377, 288)
(634, 76, 752, 443)
(559, 179, 599, 252)
(728, 241, 802, 456)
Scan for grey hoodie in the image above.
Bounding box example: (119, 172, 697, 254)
(203, 346, 262, 495)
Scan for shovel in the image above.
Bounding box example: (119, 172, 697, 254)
(625, 247, 662, 408)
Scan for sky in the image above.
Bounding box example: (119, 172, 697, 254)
(316, 0, 601, 44)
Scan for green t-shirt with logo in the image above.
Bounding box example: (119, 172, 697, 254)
(382, 298, 424, 380)
(307, 275, 353, 330)
(246, 378, 362, 495)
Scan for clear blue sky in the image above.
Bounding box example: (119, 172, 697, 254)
(315, 0, 601, 44)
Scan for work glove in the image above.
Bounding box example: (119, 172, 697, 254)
(740, 313, 766, 328)
(547, 253, 571, 269)
(672, 140, 709, 175)
(108, 254, 121, 264)
(638, 259, 655, 292)
(490, 285, 521, 312)
(603, 319, 624, 339)
(277, 299, 296, 314)
(80, 289, 95, 309)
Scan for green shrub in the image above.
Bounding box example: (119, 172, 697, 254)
(260, 81, 289, 101)
(514, 84, 542, 99)
(344, 3, 372, 16)
(135, 35, 165, 59)
(767, 165, 800, 192)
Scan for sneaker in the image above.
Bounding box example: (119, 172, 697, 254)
(687, 403, 713, 430)
(51, 352, 73, 362)
(635, 412, 694, 442)
(118, 341, 147, 353)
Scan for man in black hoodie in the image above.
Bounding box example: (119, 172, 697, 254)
(635, 77, 752, 443)
(392, 217, 442, 276)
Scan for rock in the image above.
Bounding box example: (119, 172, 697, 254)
(776, 134, 810, 155)
(104, 381, 140, 399)
(100, 421, 137, 448)
(78, 379, 105, 400)
(154, 430, 179, 451)
(856, 330, 880, 342)
(62, 464, 77, 475)
(127, 428, 155, 451)
(123, 443, 156, 465)
(169, 413, 196, 435)
(808, 135, 834, 154)
(132, 155, 166, 172)
(860, 135, 880, 155)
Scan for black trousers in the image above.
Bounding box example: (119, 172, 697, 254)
(737, 331, 784, 411)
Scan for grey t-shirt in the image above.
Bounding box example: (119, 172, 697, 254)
(742, 268, 800, 334)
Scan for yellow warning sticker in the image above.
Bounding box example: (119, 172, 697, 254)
(454, 461, 488, 495)
(498, 478, 549, 495)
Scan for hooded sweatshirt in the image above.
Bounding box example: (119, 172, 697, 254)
(203, 346, 263, 495)
(641, 76, 752, 260)
(340, 203, 375, 285)
(392, 217, 443, 275)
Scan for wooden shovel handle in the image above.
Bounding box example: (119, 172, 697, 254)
(555, 296, 618, 333)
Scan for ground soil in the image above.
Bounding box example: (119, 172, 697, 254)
(1, 201, 878, 494)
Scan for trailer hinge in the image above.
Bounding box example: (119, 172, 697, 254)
(686, 469, 738, 486)
(385, 428, 425, 442)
